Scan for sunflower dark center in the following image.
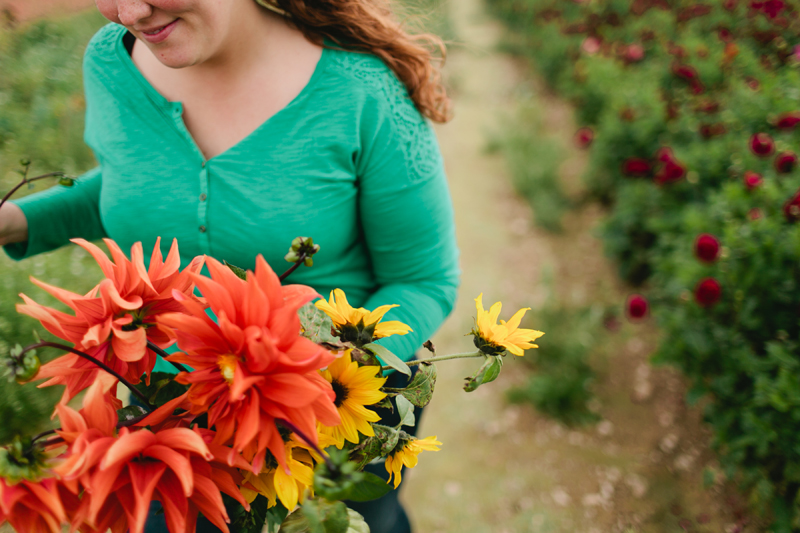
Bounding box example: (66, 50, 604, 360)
(331, 379, 349, 408)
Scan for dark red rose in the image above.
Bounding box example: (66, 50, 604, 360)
(655, 160, 686, 184)
(694, 234, 720, 262)
(774, 112, 800, 130)
(743, 171, 763, 190)
(784, 189, 800, 221)
(751, 0, 785, 18)
(622, 157, 652, 177)
(774, 151, 798, 173)
(718, 27, 733, 42)
(574, 127, 594, 149)
(672, 63, 698, 80)
(749, 132, 775, 156)
(695, 278, 722, 307)
(749, 207, 763, 221)
(626, 294, 649, 320)
(690, 80, 706, 95)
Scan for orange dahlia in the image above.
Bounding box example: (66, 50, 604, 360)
(17, 238, 204, 403)
(158, 256, 340, 474)
(0, 477, 78, 533)
(54, 383, 248, 533)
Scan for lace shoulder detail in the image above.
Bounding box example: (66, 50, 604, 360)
(327, 50, 441, 184)
(85, 23, 126, 59)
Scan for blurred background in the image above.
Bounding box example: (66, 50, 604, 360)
(2, 0, 800, 531)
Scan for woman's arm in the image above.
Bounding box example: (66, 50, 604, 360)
(356, 68, 461, 362)
(2, 167, 107, 260)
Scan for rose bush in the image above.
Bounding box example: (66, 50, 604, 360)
(488, 0, 800, 527)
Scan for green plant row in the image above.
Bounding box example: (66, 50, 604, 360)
(487, 0, 800, 529)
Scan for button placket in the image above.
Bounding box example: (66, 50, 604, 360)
(197, 165, 210, 254)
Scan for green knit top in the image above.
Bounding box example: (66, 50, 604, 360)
(4, 23, 460, 366)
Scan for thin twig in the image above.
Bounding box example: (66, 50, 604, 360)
(380, 351, 484, 373)
(146, 341, 189, 373)
(0, 172, 66, 212)
(22, 341, 153, 410)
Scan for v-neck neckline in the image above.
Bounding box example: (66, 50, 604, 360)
(114, 26, 330, 163)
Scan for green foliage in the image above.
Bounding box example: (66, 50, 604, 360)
(488, 0, 800, 526)
(495, 104, 572, 232)
(507, 304, 602, 426)
(0, 11, 106, 444)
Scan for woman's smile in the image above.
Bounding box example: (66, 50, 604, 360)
(137, 19, 179, 44)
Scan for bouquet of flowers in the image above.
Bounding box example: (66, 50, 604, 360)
(0, 170, 544, 533)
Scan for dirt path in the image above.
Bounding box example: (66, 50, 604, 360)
(402, 0, 754, 532)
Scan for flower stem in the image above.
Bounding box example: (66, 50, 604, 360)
(23, 341, 154, 410)
(278, 251, 309, 282)
(0, 172, 66, 212)
(380, 351, 483, 372)
(146, 341, 189, 373)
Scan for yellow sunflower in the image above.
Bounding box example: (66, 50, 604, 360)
(318, 350, 387, 448)
(385, 436, 442, 488)
(471, 293, 544, 356)
(240, 434, 335, 510)
(315, 289, 411, 345)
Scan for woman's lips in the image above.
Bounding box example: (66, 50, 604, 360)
(140, 20, 178, 44)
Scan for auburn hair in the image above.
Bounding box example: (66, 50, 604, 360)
(268, 0, 452, 123)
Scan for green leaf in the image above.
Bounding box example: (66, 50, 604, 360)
(298, 304, 339, 345)
(345, 471, 392, 502)
(395, 394, 415, 428)
(117, 405, 147, 422)
(400, 363, 437, 408)
(279, 500, 350, 533)
(463, 356, 503, 392)
(133, 372, 190, 407)
(363, 344, 410, 376)
(223, 260, 248, 281)
(376, 425, 401, 455)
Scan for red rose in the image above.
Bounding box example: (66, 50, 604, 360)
(574, 127, 594, 149)
(655, 160, 686, 184)
(774, 112, 800, 130)
(622, 157, 652, 177)
(626, 294, 649, 320)
(672, 63, 698, 80)
(784, 189, 800, 222)
(694, 234, 720, 263)
(695, 278, 722, 307)
(749, 207, 763, 221)
(656, 146, 675, 163)
(624, 44, 645, 63)
(718, 27, 733, 42)
(749, 133, 775, 157)
(743, 171, 763, 190)
(774, 151, 798, 173)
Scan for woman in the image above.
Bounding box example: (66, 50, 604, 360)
(0, 0, 460, 531)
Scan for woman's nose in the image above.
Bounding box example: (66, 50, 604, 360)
(115, 0, 154, 27)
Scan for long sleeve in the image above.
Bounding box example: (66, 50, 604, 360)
(356, 69, 461, 362)
(3, 167, 106, 260)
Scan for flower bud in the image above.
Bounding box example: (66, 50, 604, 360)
(694, 234, 721, 263)
(621, 157, 652, 177)
(774, 111, 800, 130)
(695, 278, 722, 307)
(574, 127, 594, 149)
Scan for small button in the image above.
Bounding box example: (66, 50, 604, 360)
(199, 193, 207, 201)
(199, 225, 207, 233)
(201, 161, 206, 168)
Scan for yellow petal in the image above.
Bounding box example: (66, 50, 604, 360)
(364, 304, 399, 325)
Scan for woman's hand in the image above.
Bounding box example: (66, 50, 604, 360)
(0, 203, 29, 246)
